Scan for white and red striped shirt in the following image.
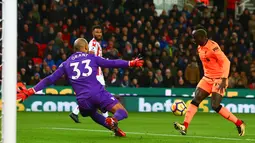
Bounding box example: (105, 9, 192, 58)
(89, 38, 102, 57)
(88, 38, 105, 85)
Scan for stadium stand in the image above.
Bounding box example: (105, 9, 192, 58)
(16, 0, 255, 89)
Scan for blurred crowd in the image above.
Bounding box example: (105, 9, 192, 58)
(16, 0, 255, 89)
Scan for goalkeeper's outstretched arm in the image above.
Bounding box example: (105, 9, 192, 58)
(17, 63, 66, 101)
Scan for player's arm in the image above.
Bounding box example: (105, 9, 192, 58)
(95, 56, 144, 68)
(88, 42, 96, 55)
(212, 46, 230, 78)
(17, 63, 66, 102)
(212, 45, 230, 91)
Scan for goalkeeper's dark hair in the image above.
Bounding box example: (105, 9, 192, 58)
(92, 25, 102, 31)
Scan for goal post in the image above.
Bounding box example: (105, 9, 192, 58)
(1, 0, 17, 143)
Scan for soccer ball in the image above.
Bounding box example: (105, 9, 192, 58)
(171, 100, 187, 116)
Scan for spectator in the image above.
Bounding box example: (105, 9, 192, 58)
(152, 78, 161, 87)
(52, 65, 57, 72)
(26, 59, 34, 77)
(175, 70, 186, 86)
(185, 58, 200, 87)
(103, 68, 111, 83)
(107, 73, 121, 87)
(33, 64, 44, 78)
(30, 73, 41, 85)
(122, 42, 133, 60)
(34, 25, 48, 43)
(228, 72, 240, 88)
(144, 70, 154, 87)
(55, 32, 64, 48)
(24, 36, 38, 59)
(48, 26, 56, 42)
(18, 50, 29, 70)
(240, 71, 248, 88)
(49, 4, 60, 23)
(248, 70, 255, 89)
(20, 24, 32, 42)
(70, 30, 78, 46)
(56, 53, 67, 67)
(20, 68, 30, 85)
(169, 61, 178, 77)
(40, 4, 49, 21)
(44, 43, 57, 59)
(130, 78, 139, 88)
(44, 54, 55, 68)
(144, 60, 155, 73)
(248, 14, 255, 41)
(162, 68, 175, 88)
(42, 65, 52, 78)
(109, 8, 123, 26)
(241, 58, 250, 75)
(121, 75, 130, 88)
(15, 1, 255, 89)
(32, 4, 40, 23)
(155, 69, 163, 83)
(17, 73, 22, 83)
(160, 50, 171, 67)
(62, 24, 71, 42)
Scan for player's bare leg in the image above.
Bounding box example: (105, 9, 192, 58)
(105, 102, 128, 137)
(211, 92, 245, 136)
(174, 87, 209, 135)
(69, 105, 81, 123)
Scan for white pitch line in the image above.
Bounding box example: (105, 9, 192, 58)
(43, 127, 255, 142)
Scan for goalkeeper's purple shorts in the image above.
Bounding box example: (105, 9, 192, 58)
(77, 90, 118, 117)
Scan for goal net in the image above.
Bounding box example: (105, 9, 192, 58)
(1, 0, 17, 143)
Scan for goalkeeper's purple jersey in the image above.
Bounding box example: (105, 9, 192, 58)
(33, 52, 129, 99)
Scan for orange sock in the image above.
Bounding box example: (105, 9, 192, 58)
(183, 104, 198, 129)
(218, 107, 242, 126)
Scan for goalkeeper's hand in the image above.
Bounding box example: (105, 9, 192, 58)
(129, 54, 144, 67)
(129, 58, 144, 67)
(17, 88, 35, 103)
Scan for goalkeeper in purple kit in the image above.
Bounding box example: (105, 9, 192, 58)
(17, 38, 144, 137)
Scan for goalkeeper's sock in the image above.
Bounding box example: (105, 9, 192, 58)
(218, 106, 242, 126)
(183, 103, 198, 129)
(102, 112, 109, 118)
(113, 109, 128, 121)
(90, 111, 110, 130)
(72, 106, 80, 115)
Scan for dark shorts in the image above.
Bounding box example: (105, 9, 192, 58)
(77, 90, 118, 117)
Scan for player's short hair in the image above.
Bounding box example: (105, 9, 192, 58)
(73, 38, 88, 52)
(92, 25, 102, 31)
(192, 25, 207, 38)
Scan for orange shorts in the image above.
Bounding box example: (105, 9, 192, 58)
(197, 76, 228, 96)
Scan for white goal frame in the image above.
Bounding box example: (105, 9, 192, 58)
(1, 0, 17, 143)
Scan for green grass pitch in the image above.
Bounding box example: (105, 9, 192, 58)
(17, 112, 255, 143)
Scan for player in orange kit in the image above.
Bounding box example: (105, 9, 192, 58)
(174, 26, 245, 136)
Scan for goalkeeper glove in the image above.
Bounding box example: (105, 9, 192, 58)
(17, 88, 35, 103)
(129, 58, 144, 67)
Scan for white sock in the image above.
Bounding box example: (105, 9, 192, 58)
(72, 105, 80, 115)
(102, 112, 109, 117)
